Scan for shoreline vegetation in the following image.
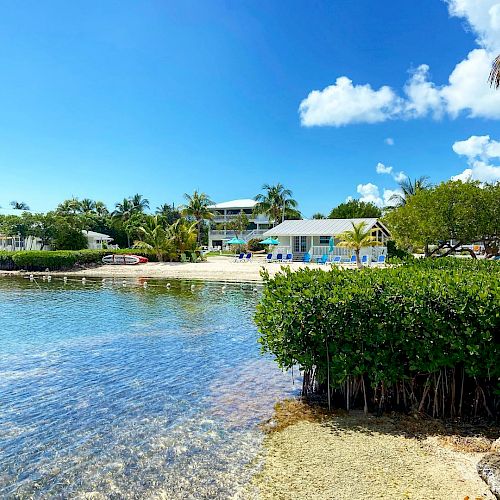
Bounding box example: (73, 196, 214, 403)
(249, 400, 496, 500)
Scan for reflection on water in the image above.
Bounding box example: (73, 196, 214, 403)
(0, 277, 298, 498)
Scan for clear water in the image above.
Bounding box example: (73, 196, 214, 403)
(0, 277, 299, 499)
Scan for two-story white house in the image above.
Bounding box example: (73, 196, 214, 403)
(207, 199, 271, 249)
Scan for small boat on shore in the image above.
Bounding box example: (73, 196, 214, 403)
(102, 254, 148, 265)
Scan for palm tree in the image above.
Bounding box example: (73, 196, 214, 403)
(489, 55, 500, 89)
(94, 201, 109, 217)
(113, 198, 136, 247)
(134, 216, 170, 261)
(337, 221, 382, 268)
(130, 194, 150, 212)
(167, 218, 198, 254)
(253, 183, 300, 226)
(79, 198, 96, 213)
(388, 176, 431, 207)
(181, 191, 214, 245)
(156, 203, 180, 225)
(10, 201, 30, 210)
(56, 197, 82, 215)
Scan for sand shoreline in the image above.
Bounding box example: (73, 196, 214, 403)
(1, 256, 342, 283)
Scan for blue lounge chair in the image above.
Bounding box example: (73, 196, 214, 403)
(265, 253, 273, 263)
(302, 252, 311, 263)
(331, 256, 341, 264)
(377, 254, 386, 265)
(316, 254, 328, 265)
(244, 253, 252, 262)
(275, 253, 283, 262)
(349, 255, 357, 265)
(283, 253, 293, 263)
(234, 252, 244, 262)
(361, 255, 369, 265)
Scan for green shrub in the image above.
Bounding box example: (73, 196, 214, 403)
(12, 251, 78, 271)
(386, 240, 412, 261)
(0, 251, 15, 270)
(247, 238, 265, 252)
(255, 258, 500, 418)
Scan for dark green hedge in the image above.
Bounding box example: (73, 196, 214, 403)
(255, 258, 500, 418)
(0, 249, 159, 271)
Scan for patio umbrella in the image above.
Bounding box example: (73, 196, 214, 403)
(260, 237, 280, 245)
(329, 236, 335, 253)
(226, 237, 246, 245)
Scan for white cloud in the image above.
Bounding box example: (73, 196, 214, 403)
(357, 183, 383, 206)
(393, 171, 408, 183)
(299, 3, 500, 126)
(299, 77, 401, 126)
(452, 134, 500, 182)
(376, 162, 393, 174)
(385, 137, 394, 145)
(383, 188, 403, 207)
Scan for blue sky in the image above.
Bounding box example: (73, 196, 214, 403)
(0, 0, 499, 217)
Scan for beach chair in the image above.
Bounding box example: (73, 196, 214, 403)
(265, 253, 273, 263)
(302, 252, 311, 263)
(348, 255, 357, 265)
(234, 253, 245, 262)
(275, 253, 283, 262)
(244, 253, 252, 262)
(361, 255, 369, 266)
(316, 254, 328, 265)
(331, 255, 341, 265)
(376, 255, 386, 266)
(283, 253, 293, 263)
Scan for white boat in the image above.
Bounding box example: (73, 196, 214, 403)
(102, 254, 141, 265)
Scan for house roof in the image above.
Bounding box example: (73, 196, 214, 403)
(263, 218, 390, 237)
(208, 199, 257, 209)
(82, 230, 113, 240)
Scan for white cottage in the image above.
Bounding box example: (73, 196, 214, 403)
(262, 218, 390, 261)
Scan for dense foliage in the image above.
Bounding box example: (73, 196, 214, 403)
(0, 249, 159, 271)
(384, 180, 500, 257)
(255, 259, 500, 418)
(328, 199, 382, 219)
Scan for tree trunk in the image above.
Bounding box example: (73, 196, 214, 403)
(356, 249, 362, 268)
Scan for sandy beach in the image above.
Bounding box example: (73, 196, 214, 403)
(3, 255, 346, 283)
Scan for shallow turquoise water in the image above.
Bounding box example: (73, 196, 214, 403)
(0, 277, 299, 498)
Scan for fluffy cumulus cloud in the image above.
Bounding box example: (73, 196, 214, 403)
(376, 162, 393, 174)
(299, 2, 500, 126)
(298, 77, 401, 126)
(356, 182, 401, 207)
(451, 135, 500, 182)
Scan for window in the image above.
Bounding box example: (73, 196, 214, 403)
(319, 236, 330, 245)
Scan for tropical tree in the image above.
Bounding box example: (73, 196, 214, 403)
(388, 176, 432, 207)
(181, 191, 214, 245)
(167, 218, 198, 254)
(112, 198, 136, 246)
(337, 221, 382, 268)
(79, 198, 96, 213)
(10, 201, 30, 210)
(312, 212, 326, 219)
(134, 216, 171, 261)
(253, 183, 300, 226)
(156, 203, 181, 225)
(489, 55, 500, 89)
(130, 193, 150, 212)
(329, 199, 381, 219)
(226, 210, 249, 239)
(94, 201, 109, 217)
(56, 197, 82, 215)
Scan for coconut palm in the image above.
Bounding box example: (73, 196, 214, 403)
(134, 216, 171, 261)
(337, 221, 382, 268)
(167, 218, 198, 253)
(489, 55, 500, 89)
(113, 198, 136, 246)
(253, 183, 300, 226)
(388, 176, 431, 207)
(79, 198, 96, 213)
(10, 201, 30, 210)
(312, 212, 326, 219)
(130, 194, 150, 212)
(56, 197, 82, 215)
(156, 203, 180, 225)
(94, 201, 109, 217)
(181, 191, 214, 244)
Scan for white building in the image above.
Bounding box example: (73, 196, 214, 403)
(263, 218, 390, 261)
(82, 231, 114, 249)
(207, 199, 271, 249)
